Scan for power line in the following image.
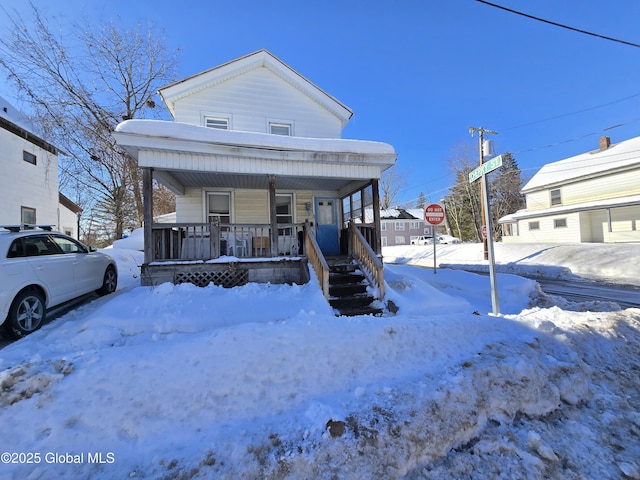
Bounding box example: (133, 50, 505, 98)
(498, 92, 640, 132)
(476, 0, 640, 48)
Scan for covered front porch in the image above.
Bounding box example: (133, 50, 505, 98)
(113, 120, 396, 299)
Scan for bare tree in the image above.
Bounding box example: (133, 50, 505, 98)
(0, 6, 179, 241)
(379, 165, 407, 210)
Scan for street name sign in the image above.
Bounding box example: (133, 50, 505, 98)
(468, 155, 503, 183)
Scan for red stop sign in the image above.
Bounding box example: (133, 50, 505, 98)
(425, 203, 445, 225)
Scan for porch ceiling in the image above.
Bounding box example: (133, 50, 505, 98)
(159, 169, 369, 193)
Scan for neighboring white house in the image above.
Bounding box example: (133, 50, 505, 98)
(113, 50, 397, 288)
(0, 95, 82, 239)
(500, 135, 640, 244)
(0, 95, 58, 228)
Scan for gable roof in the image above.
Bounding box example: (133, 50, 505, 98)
(158, 49, 354, 127)
(523, 135, 640, 192)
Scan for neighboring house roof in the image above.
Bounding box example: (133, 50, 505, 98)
(523, 135, 640, 192)
(59, 192, 82, 214)
(380, 208, 421, 220)
(0, 94, 59, 155)
(158, 49, 354, 128)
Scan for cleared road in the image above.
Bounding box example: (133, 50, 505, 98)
(535, 278, 640, 309)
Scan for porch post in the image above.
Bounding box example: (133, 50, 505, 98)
(371, 179, 382, 255)
(143, 167, 154, 264)
(268, 175, 278, 257)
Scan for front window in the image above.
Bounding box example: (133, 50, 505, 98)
(207, 192, 231, 224)
(529, 221, 540, 230)
(51, 235, 87, 253)
(276, 194, 293, 235)
(395, 222, 405, 231)
(395, 236, 406, 244)
(550, 189, 562, 206)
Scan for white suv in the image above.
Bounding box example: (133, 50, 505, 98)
(0, 226, 117, 338)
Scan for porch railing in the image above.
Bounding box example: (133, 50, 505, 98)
(149, 222, 305, 261)
(304, 221, 330, 299)
(349, 222, 385, 300)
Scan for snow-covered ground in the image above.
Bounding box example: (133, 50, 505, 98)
(0, 241, 639, 479)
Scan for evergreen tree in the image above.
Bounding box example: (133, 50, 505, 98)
(444, 142, 523, 242)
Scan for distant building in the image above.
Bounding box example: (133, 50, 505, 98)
(0, 95, 82, 238)
(500, 135, 640, 243)
(380, 208, 434, 247)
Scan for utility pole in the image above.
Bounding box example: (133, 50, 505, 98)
(469, 127, 497, 260)
(469, 126, 500, 315)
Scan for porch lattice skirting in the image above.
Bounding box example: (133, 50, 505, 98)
(175, 268, 249, 288)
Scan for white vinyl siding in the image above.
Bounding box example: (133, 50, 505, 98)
(0, 127, 58, 226)
(172, 67, 343, 138)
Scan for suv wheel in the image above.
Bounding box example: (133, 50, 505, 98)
(3, 289, 46, 339)
(96, 265, 117, 296)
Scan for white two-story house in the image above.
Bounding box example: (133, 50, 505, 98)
(0, 95, 81, 238)
(500, 135, 640, 244)
(113, 50, 397, 296)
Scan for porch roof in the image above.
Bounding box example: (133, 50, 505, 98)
(114, 120, 397, 194)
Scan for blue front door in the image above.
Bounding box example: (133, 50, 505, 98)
(315, 198, 340, 254)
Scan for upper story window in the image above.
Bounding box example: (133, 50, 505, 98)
(269, 122, 291, 136)
(395, 221, 405, 231)
(550, 189, 562, 206)
(409, 221, 420, 229)
(205, 117, 229, 130)
(23, 151, 37, 165)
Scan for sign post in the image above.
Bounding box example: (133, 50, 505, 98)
(425, 203, 445, 274)
(469, 157, 501, 315)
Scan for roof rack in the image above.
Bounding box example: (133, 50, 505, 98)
(0, 224, 55, 233)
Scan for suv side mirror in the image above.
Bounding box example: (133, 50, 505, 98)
(88, 246, 97, 252)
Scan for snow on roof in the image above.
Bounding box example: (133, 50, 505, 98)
(0, 94, 34, 132)
(380, 208, 424, 220)
(523, 135, 640, 192)
(115, 119, 396, 156)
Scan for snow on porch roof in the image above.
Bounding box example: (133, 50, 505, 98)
(114, 119, 396, 157)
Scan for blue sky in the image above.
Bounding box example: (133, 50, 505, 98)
(1, 0, 639, 206)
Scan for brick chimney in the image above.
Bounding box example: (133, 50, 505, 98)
(599, 136, 611, 151)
